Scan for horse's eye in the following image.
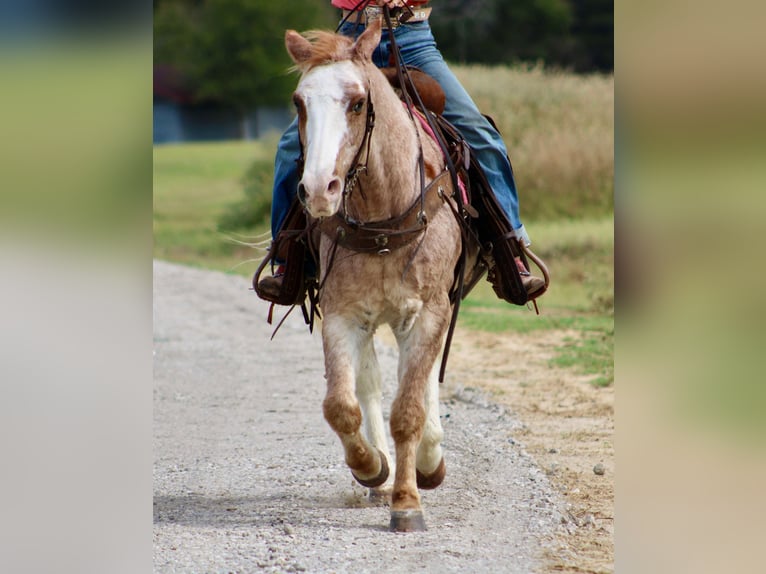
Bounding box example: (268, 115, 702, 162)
(351, 100, 364, 114)
(292, 94, 302, 110)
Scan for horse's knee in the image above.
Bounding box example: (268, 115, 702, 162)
(323, 394, 362, 435)
(390, 398, 425, 443)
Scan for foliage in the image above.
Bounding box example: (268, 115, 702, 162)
(154, 0, 336, 109)
(458, 216, 613, 387)
(430, 0, 613, 72)
(154, 0, 615, 110)
(153, 141, 272, 273)
(217, 153, 275, 231)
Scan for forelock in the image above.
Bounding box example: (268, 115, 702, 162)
(290, 31, 355, 74)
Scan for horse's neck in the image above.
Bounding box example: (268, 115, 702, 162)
(352, 73, 430, 221)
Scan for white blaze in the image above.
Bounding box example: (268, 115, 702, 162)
(297, 62, 365, 216)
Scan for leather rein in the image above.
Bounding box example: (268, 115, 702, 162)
(306, 4, 468, 381)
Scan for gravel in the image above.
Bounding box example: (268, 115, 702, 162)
(153, 260, 565, 573)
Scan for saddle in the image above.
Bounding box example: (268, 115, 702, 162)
(253, 67, 549, 312)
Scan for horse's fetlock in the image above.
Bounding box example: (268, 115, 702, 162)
(346, 444, 376, 473)
(391, 489, 420, 510)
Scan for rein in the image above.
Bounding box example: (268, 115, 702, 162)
(381, 6, 470, 383)
(313, 5, 469, 382)
(341, 90, 375, 220)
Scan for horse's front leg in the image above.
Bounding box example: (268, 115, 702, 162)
(415, 359, 446, 490)
(356, 335, 394, 500)
(389, 302, 449, 532)
(322, 314, 389, 488)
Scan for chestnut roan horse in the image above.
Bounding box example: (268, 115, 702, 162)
(286, 20, 466, 532)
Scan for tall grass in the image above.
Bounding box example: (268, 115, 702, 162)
(209, 65, 614, 228)
(452, 63, 614, 220)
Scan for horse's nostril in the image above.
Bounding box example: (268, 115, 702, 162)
(297, 183, 307, 204)
(327, 178, 342, 197)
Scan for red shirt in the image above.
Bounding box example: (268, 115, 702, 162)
(331, 1, 429, 9)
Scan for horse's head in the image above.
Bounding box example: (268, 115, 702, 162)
(285, 21, 382, 218)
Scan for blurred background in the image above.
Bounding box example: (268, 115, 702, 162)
(152, 2, 615, 370)
(152, 5, 615, 571)
(153, 0, 613, 143)
(3, 0, 765, 573)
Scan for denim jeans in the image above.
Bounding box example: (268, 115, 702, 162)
(270, 19, 531, 246)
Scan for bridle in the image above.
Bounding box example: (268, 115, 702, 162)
(340, 90, 375, 222)
(301, 2, 469, 381)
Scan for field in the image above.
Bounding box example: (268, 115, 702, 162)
(153, 63, 614, 573)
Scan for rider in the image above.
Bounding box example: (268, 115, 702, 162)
(259, 0, 545, 298)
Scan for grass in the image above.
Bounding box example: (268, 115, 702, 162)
(453, 63, 614, 221)
(153, 65, 613, 386)
(460, 217, 613, 386)
(153, 140, 274, 273)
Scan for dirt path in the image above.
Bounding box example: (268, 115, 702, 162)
(153, 261, 607, 573)
(447, 329, 614, 573)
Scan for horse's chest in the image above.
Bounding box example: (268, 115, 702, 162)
(350, 297, 424, 337)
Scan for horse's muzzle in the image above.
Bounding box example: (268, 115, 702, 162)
(298, 176, 343, 218)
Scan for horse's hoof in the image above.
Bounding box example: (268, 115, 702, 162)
(389, 509, 427, 532)
(416, 457, 446, 490)
(351, 448, 389, 488)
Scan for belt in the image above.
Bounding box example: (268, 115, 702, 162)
(342, 5, 431, 29)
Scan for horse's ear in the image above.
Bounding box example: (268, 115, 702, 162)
(285, 30, 313, 65)
(353, 19, 382, 62)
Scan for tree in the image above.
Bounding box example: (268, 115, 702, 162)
(428, 0, 612, 72)
(154, 0, 336, 110)
(570, 0, 613, 72)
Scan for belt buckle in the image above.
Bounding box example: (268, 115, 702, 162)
(364, 5, 382, 22)
(364, 5, 399, 28)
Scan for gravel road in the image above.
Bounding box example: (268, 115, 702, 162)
(153, 260, 564, 573)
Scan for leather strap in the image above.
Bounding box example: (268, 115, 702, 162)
(342, 6, 431, 28)
(318, 170, 451, 254)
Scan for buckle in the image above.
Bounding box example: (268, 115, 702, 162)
(364, 5, 399, 28)
(364, 5, 382, 22)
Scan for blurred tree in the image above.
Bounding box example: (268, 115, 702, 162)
(429, 0, 612, 72)
(570, 0, 613, 72)
(154, 0, 336, 110)
(155, 0, 613, 103)
(429, 0, 572, 65)
(489, 0, 573, 64)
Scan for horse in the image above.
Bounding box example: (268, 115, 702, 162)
(285, 20, 469, 532)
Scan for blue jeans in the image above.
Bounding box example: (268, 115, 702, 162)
(271, 19, 531, 246)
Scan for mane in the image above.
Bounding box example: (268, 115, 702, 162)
(290, 30, 355, 74)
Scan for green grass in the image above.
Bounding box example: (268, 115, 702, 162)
(153, 140, 274, 274)
(459, 218, 613, 386)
